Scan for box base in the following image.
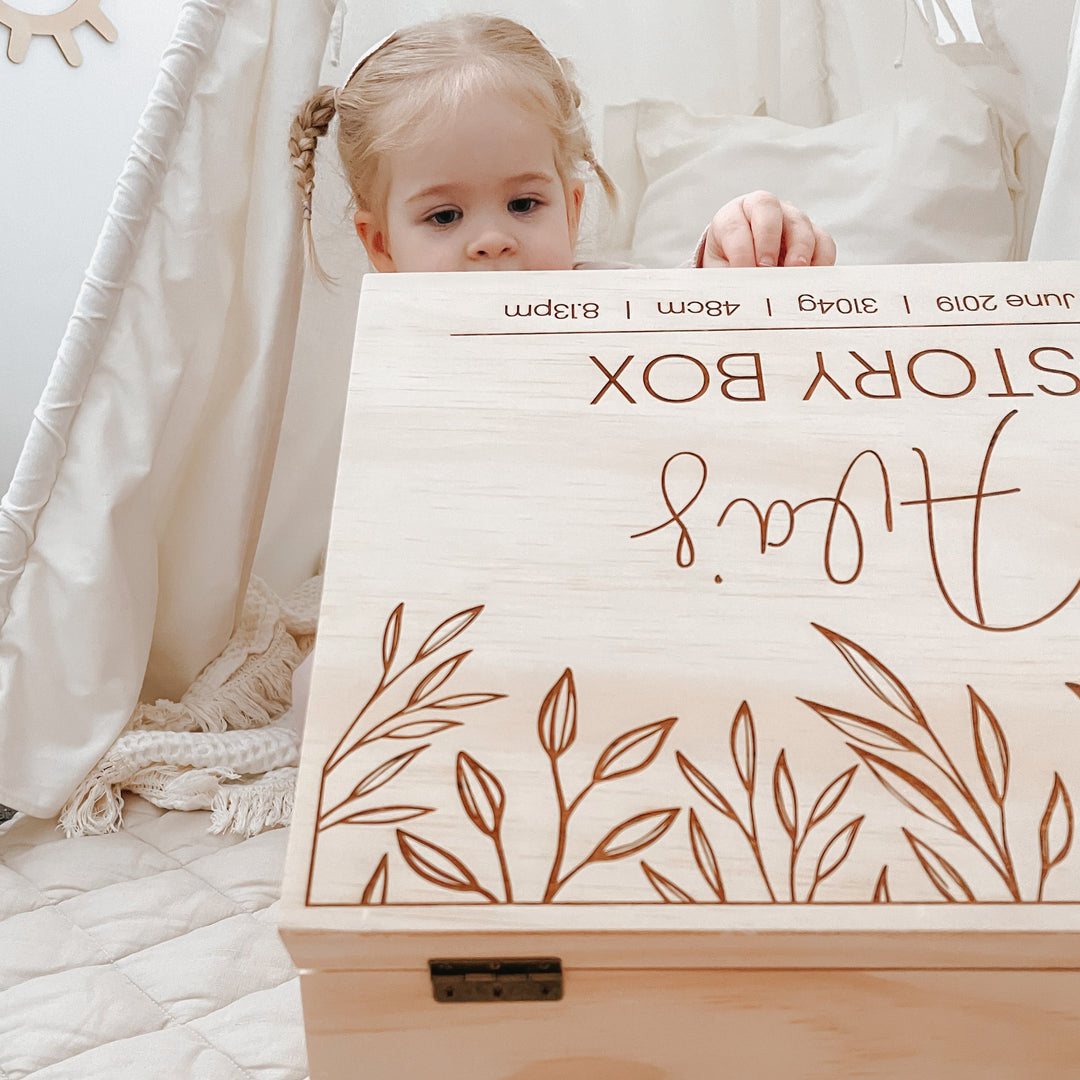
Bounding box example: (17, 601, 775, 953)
(299, 967, 1080, 1079)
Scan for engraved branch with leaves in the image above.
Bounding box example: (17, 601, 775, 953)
(801, 623, 1075, 902)
(672, 702, 863, 902)
(539, 669, 680, 902)
(317, 607, 1076, 906)
(315, 605, 505, 838)
(375, 667, 680, 903)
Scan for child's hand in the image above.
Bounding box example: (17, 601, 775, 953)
(700, 191, 836, 268)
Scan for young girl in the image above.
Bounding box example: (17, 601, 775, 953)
(288, 13, 835, 276)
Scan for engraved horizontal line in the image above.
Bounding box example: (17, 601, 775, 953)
(304, 900, 1080, 907)
(450, 319, 1080, 337)
(369, 965, 1080, 974)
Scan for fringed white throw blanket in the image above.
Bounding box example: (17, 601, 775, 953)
(59, 575, 321, 838)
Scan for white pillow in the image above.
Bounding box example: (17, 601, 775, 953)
(612, 96, 1022, 267)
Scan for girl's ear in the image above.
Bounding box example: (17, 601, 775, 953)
(566, 179, 585, 247)
(354, 209, 396, 272)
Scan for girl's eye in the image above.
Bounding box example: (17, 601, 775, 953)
(508, 197, 539, 214)
(428, 209, 461, 226)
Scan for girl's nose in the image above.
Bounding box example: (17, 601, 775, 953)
(467, 227, 517, 261)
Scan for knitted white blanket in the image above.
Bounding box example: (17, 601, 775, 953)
(59, 575, 320, 837)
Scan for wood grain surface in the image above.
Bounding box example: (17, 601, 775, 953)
(281, 264, 1080, 974)
(299, 968, 1080, 1080)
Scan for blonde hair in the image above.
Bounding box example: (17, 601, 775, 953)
(288, 13, 616, 277)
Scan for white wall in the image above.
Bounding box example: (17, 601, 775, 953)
(0, 0, 184, 494)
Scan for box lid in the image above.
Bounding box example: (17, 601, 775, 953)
(281, 265, 1080, 973)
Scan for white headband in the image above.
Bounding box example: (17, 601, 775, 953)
(337, 25, 562, 96)
(334, 25, 564, 111)
(341, 31, 395, 91)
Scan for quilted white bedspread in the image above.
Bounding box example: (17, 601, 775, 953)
(0, 798, 307, 1079)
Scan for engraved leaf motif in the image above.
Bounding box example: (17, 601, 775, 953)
(970, 687, 1010, 806)
(853, 749, 964, 835)
(424, 693, 505, 710)
(593, 718, 677, 783)
(730, 702, 756, 791)
(799, 699, 921, 753)
(806, 765, 859, 833)
(396, 830, 492, 897)
(407, 652, 469, 708)
(676, 752, 739, 821)
(773, 751, 798, 841)
(381, 604, 403, 672)
(414, 606, 483, 661)
(812, 623, 926, 726)
(538, 669, 577, 759)
(339, 805, 432, 825)
(642, 862, 695, 903)
(688, 808, 726, 902)
(873, 867, 891, 903)
(382, 719, 463, 740)
(361, 854, 389, 905)
(1039, 773, 1075, 877)
(348, 745, 429, 802)
(457, 752, 505, 837)
(585, 809, 680, 863)
(904, 829, 975, 902)
(812, 816, 864, 890)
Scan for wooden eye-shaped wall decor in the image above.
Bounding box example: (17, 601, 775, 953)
(0, 0, 117, 66)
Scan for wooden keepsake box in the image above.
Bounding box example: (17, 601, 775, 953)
(280, 265, 1080, 1079)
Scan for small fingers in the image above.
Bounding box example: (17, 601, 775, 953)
(702, 193, 837, 268)
(744, 191, 784, 267)
(702, 197, 755, 268)
(780, 211, 838, 267)
(810, 224, 837, 266)
(778, 203, 818, 267)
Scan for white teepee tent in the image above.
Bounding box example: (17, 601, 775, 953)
(0, 0, 333, 817)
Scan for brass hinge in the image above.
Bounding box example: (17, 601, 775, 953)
(429, 957, 563, 1003)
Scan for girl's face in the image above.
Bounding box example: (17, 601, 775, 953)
(354, 89, 585, 272)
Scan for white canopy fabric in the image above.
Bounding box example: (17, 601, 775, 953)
(0, 0, 333, 816)
(1028, 1, 1080, 259)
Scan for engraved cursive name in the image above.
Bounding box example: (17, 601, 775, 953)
(630, 411, 1080, 632)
